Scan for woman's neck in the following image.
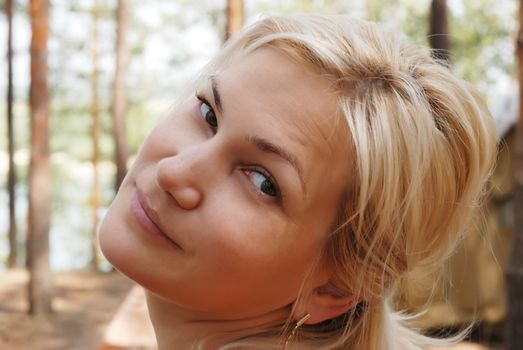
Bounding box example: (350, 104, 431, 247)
(145, 291, 290, 350)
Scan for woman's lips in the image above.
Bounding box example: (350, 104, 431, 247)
(131, 192, 181, 249)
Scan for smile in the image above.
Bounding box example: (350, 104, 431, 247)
(131, 191, 182, 250)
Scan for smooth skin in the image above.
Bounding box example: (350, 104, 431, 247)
(99, 47, 356, 349)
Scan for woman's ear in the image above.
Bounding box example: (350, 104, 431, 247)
(292, 280, 360, 325)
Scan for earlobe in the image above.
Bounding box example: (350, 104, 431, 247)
(292, 282, 361, 325)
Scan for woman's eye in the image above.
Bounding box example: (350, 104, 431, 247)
(245, 170, 280, 198)
(199, 100, 218, 128)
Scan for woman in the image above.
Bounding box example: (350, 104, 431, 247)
(99, 14, 497, 350)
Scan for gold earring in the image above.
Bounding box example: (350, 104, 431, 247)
(282, 313, 311, 350)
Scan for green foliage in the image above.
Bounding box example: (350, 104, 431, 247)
(50, 104, 114, 162)
(368, 0, 431, 47)
(450, 0, 516, 93)
(364, 0, 515, 100)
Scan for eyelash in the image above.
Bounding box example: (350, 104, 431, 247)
(196, 94, 218, 131)
(194, 93, 283, 203)
(243, 167, 283, 203)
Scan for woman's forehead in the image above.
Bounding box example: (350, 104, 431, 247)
(215, 47, 346, 154)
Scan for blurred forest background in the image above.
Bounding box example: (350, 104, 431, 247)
(1, 0, 522, 349)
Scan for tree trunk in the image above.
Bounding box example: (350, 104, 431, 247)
(91, 0, 101, 271)
(506, 1, 523, 347)
(6, 0, 17, 268)
(428, 0, 450, 62)
(112, 0, 129, 192)
(27, 0, 53, 315)
(225, 0, 244, 42)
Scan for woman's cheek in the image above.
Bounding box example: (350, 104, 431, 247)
(199, 205, 286, 266)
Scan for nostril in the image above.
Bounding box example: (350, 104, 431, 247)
(169, 187, 202, 210)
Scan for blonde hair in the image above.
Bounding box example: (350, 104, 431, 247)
(190, 14, 497, 350)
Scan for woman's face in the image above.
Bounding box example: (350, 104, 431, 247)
(99, 47, 350, 319)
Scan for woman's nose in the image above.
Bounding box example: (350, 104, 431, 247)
(156, 152, 205, 210)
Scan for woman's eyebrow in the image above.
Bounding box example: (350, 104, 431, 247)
(247, 135, 307, 196)
(210, 75, 223, 113)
